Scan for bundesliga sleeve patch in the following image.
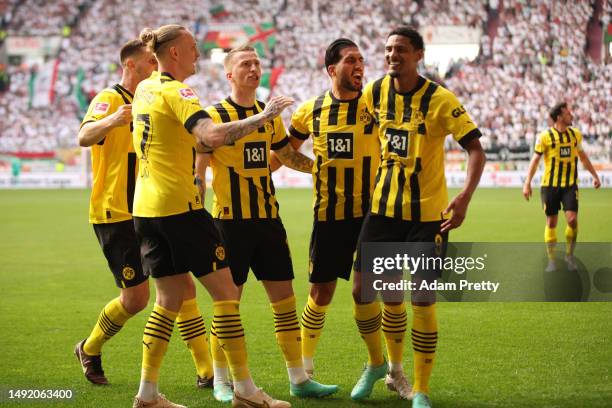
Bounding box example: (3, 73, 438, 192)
(92, 102, 110, 114)
(179, 88, 197, 100)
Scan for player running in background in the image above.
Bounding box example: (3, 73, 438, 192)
(131, 25, 293, 408)
(196, 44, 337, 403)
(273, 38, 410, 399)
(523, 102, 601, 271)
(352, 26, 486, 408)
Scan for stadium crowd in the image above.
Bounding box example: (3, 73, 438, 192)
(0, 0, 610, 159)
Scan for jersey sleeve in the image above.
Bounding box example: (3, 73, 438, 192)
(572, 127, 584, 152)
(534, 132, 546, 154)
(203, 105, 222, 124)
(271, 116, 289, 150)
(289, 101, 311, 140)
(81, 91, 117, 128)
(165, 85, 210, 133)
(437, 90, 481, 149)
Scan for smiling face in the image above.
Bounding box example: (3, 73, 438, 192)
(226, 50, 261, 90)
(385, 34, 423, 79)
(329, 46, 364, 92)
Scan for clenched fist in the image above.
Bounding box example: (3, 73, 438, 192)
(110, 104, 132, 127)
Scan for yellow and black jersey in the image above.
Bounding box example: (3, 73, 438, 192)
(204, 97, 288, 220)
(132, 71, 210, 217)
(535, 127, 583, 187)
(290, 91, 380, 221)
(81, 84, 137, 224)
(363, 75, 481, 221)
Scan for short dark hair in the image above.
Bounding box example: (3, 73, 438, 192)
(324, 38, 358, 71)
(549, 102, 568, 121)
(120, 39, 146, 65)
(387, 26, 424, 50)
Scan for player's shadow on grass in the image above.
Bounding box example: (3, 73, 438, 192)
(542, 256, 590, 301)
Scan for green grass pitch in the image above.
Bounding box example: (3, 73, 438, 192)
(0, 188, 611, 407)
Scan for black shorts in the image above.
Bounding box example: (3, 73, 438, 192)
(354, 214, 448, 303)
(354, 214, 448, 273)
(541, 185, 578, 216)
(309, 218, 364, 283)
(214, 218, 294, 286)
(134, 209, 227, 279)
(93, 220, 147, 289)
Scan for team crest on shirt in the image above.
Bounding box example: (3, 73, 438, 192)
(93, 102, 110, 114)
(215, 245, 226, 261)
(359, 109, 372, 125)
(434, 234, 443, 256)
(178, 88, 197, 100)
(412, 110, 425, 124)
(122, 266, 136, 280)
(264, 122, 274, 134)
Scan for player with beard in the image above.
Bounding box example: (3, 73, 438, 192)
(273, 38, 410, 399)
(352, 27, 486, 408)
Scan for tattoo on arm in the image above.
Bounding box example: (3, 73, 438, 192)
(192, 115, 271, 148)
(221, 113, 269, 145)
(275, 144, 313, 173)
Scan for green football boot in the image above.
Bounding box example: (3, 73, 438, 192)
(350, 360, 388, 400)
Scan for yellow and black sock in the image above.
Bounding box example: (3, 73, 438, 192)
(212, 300, 250, 381)
(354, 301, 384, 367)
(565, 225, 577, 255)
(83, 297, 132, 356)
(210, 322, 228, 372)
(141, 303, 177, 383)
(271, 295, 302, 368)
(412, 304, 437, 394)
(545, 226, 557, 260)
(382, 302, 407, 368)
(177, 298, 213, 379)
(300, 295, 328, 362)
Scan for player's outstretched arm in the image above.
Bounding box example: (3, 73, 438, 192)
(192, 96, 294, 149)
(194, 150, 211, 205)
(273, 139, 312, 174)
(578, 150, 601, 188)
(523, 153, 542, 200)
(78, 104, 132, 147)
(441, 138, 485, 233)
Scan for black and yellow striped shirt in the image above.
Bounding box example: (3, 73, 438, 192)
(289, 91, 380, 221)
(364, 75, 481, 221)
(535, 127, 583, 187)
(204, 97, 288, 220)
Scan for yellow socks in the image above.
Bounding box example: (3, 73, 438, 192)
(412, 304, 438, 394)
(300, 295, 328, 363)
(177, 298, 213, 379)
(354, 301, 385, 367)
(565, 225, 577, 255)
(545, 226, 557, 260)
(212, 300, 250, 382)
(83, 297, 133, 356)
(142, 303, 177, 383)
(382, 302, 407, 368)
(271, 295, 302, 368)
